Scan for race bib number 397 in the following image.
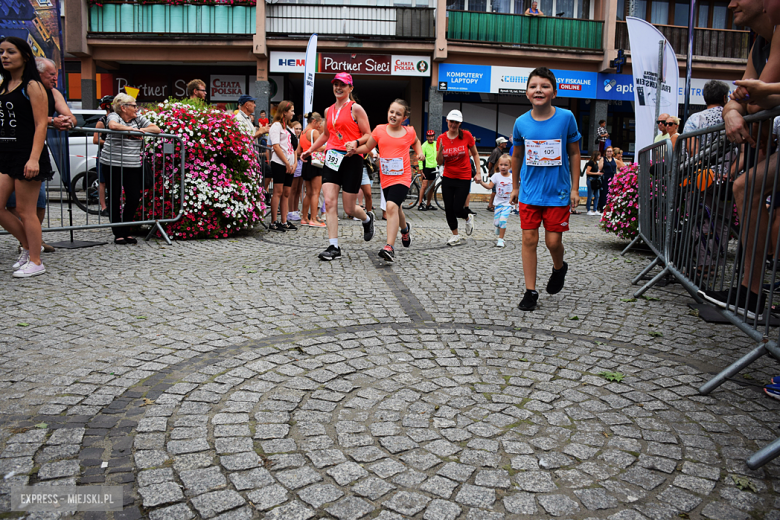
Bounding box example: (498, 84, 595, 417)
(525, 139, 562, 167)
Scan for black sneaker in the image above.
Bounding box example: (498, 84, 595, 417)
(418, 204, 426, 211)
(518, 290, 539, 311)
(699, 286, 766, 320)
(318, 245, 342, 261)
(363, 211, 375, 242)
(283, 222, 297, 231)
(269, 221, 286, 232)
(426, 205, 438, 211)
(546, 261, 568, 295)
(379, 244, 395, 263)
(401, 223, 411, 248)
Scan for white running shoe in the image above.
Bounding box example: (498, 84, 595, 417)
(465, 214, 475, 236)
(496, 238, 505, 247)
(13, 249, 29, 269)
(447, 235, 462, 246)
(287, 211, 301, 221)
(13, 261, 46, 278)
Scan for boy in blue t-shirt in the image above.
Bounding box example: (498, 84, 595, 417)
(510, 67, 582, 311)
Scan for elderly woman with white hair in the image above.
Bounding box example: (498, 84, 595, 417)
(100, 93, 160, 244)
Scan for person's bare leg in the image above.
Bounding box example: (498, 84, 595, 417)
(0, 175, 28, 248)
(733, 154, 778, 293)
(302, 180, 312, 223)
(343, 191, 368, 222)
(99, 182, 107, 211)
(14, 180, 44, 265)
(386, 202, 399, 247)
(323, 183, 340, 239)
(288, 177, 302, 214)
(361, 184, 373, 212)
(522, 229, 539, 291)
(545, 230, 564, 270)
(418, 179, 428, 206)
(488, 192, 495, 208)
(499, 225, 506, 239)
(280, 186, 291, 225)
(398, 206, 407, 235)
(309, 176, 322, 222)
(271, 180, 283, 223)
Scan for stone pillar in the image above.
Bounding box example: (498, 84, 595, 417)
(254, 57, 270, 120)
(589, 100, 609, 156)
(428, 87, 444, 135)
(80, 57, 97, 109)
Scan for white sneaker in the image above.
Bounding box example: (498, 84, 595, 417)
(496, 238, 505, 248)
(287, 211, 301, 221)
(13, 261, 46, 278)
(587, 211, 595, 216)
(465, 214, 475, 236)
(13, 249, 29, 269)
(597, 211, 603, 216)
(447, 235, 462, 246)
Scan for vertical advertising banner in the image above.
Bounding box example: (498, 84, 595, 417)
(303, 34, 318, 127)
(626, 16, 679, 151)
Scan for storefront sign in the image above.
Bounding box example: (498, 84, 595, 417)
(437, 63, 491, 93)
(319, 54, 391, 75)
(440, 64, 596, 98)
(597, 73, 634, 101)
(269, 52, 430, 77)
(210, 75, 247, 101)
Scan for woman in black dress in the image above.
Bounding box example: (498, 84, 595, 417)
(0, 36, 52, 278)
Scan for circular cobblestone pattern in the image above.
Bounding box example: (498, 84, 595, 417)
(118, 326, 778, 520)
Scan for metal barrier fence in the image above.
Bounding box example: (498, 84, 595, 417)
(0, 126, 186, 246)
(622, 139, 673, 296)
(630, 106, 780, 469)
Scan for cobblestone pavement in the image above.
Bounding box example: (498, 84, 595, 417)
(1, 203, 780, 520)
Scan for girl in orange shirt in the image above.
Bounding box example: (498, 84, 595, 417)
(350, 99, 423, 263)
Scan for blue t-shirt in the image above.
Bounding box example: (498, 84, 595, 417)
(512, 108, 581, 206)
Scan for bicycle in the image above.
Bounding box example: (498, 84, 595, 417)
(404, 167, 445, 210)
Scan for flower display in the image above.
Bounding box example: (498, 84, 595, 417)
(139, 99, 266, 240)
(600, 162, 639, 240)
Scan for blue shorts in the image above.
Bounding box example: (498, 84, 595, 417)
(6, 181, 47, 209)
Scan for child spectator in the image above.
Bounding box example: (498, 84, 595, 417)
(475, 154, 513, 247)
(510, 67, 582, 311)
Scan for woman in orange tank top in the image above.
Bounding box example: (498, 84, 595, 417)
(301, 73, 375, 262)
(297, 112, 326, 227)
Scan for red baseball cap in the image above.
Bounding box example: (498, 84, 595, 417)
(426, 130, 435, 136)
(331, 73, 354, 86)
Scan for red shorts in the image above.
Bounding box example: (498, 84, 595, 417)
(518, 203, 571, 232)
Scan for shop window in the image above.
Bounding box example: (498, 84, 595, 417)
(650, 0, 668, 24)
(673, 0, 689, 26)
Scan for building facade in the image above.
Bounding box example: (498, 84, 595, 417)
(63, 0, 749, 156)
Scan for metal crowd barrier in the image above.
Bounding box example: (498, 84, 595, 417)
(631, 106, 780, 469)
(0, 126, 186, 246)
(622, 138, 673, 297)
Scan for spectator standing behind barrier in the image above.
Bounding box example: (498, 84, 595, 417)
(187, 79, 207, 103)
(234, 95, 268, 140)
(298, 113, 326, 228)
(93, 95, 114, 217)
(268, 100, 297, 232)
(679, 80, 732, 277)
(654, 113, 670, 142)
(665, 116, 681, 147)
(486, 137, 508, 211)
(596, 120, 609, 155)
(613, 147, 627, 168)
(6, 56, 75, 254)
(437, 109, 480, 246)
(287, 120, 303, 222)
(584, 151, 601, 216)
(597, 146, 616, 213)
(0, 37, 53, 277)
(101, 93, 161, 245)
(525, 1, 544, 15)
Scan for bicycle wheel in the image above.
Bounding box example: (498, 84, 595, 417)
(433, 180, 445, 210)
(404, 179, 421, 209)
(69, 169, 101, 215)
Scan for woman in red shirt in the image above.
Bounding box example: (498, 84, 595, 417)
(301, 73, 375, 261)
(437, 109, 480, 246)
(350, 99, 423, 263)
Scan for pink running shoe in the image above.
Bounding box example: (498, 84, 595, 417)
(13, 261, 46, 278)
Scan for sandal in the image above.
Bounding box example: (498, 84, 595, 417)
(486, 206, 495, 211)
(114, 237, 128, 245)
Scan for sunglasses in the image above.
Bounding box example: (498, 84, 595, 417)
(196, 88, 206, 92)
(657, 120, 665, 124)
(663, 122, 677, 126)
(125, 104, 138, 108)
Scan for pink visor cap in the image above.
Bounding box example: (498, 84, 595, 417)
(331, 73, 354, 86)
